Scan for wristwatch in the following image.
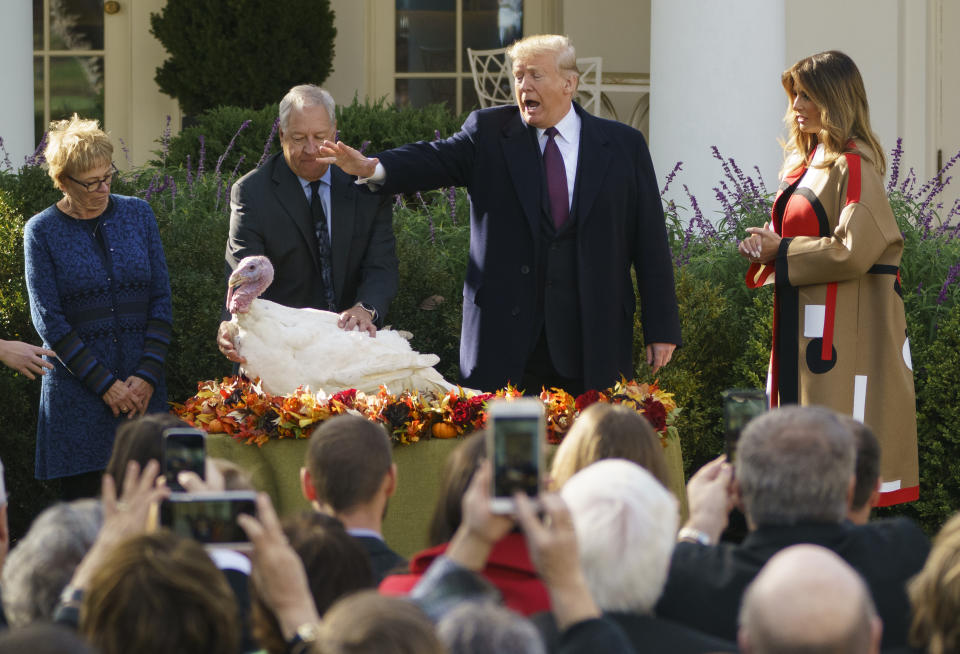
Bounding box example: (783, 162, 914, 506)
(358, 302, 377, 322)
(677, 526, 713, 546)
(287, 621, 321, 654)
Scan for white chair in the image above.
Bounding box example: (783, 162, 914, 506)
(467, 47, 514, 108)
(575, 56, 603, 116)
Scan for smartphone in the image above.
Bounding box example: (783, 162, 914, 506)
(162, 427, 206, 492)
(159, 491, 256, 549)
(721, 389, 768, 462)
(486, 398, 545, 514)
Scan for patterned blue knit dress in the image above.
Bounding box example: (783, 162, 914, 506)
(23, 194, 173, 480)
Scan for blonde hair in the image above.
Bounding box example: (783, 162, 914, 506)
(44, 114, 113, 188)
(506, 34, 579, 84)
(549, 403, 669, 490)
(780, 50, 885, 177)
(908, 512, 960, 654)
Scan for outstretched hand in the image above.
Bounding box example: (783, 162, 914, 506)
(317, 140, 379, 179)
(0, 339, 55, 379)
(68, 460, 169, 590)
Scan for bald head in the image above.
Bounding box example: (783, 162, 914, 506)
(739, 545, 882, 654)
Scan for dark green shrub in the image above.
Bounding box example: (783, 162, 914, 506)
(389, 189, 470, 382)
(149, 0, 336, 116)
(160, 97, 468, 176)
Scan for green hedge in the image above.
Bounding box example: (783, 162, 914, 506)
(158, 97, 469, 180)
(2, 126, 959, 542)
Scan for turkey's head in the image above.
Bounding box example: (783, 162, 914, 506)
(226, 256, 275, 314)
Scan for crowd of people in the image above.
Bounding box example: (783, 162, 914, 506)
(0, 404, 958, 653)
(0, 25, 939, 654)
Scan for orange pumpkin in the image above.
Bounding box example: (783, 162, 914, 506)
(432, 421, 458, 439)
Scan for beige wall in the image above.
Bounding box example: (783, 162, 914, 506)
(562, 0, 650, 121)
(325, 0, 370, 107)
(105, 0, 181, 168)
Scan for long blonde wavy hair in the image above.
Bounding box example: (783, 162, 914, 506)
(908, 512, 960, 654)
(779, 50, 885, 178)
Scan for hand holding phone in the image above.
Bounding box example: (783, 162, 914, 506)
(721, 389, 768, 463)
(486, 398, 545, 514)
(159, 491, 257, 549)
(162, 427, 206, 492)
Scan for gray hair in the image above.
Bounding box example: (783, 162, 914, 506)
(436, 602, 546, 654)
(561, 459, 678, 613)
(278, 85, 336, 132)
(736, 406, 855, 526)
(1, 499, 103, 627)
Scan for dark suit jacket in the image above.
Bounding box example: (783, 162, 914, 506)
(534, 609, 737, 653)
(352, 534, 407, 584)
(376, 103, 681, 391)
(226, 153, 397, 324)
(656, 519, 931, 651)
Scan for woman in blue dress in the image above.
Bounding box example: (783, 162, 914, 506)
(24, 114, 173, 499)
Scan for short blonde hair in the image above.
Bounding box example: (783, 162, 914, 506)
(507, 34, 578, 79)
(44, 114, 113, 187)
(550, 403, 669, 490)
(909, 512, 960, 654)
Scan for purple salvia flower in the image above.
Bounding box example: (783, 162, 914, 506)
(684, 184, 719, 242)
(359, 140, 371, 155)
(753, 166, 769, 195)
(713, 186, 735, 221)
(660, 161, 682, 197)
(0, 137, 12, 170)
(160, 116, 172, 165)
(936, 262, 960, 305)
(447, 186, 457, 223)
(428, 214, 436, 244)
(117, 136, 133, 167)
(197, 135, 207, 180)
(916, 282, 923, 295)
(257, 118, 280, 168)
(185, 154, 194, 188)
(435, 129, 442, 141)
(887, 138, 903, 193)
(394, 194, 404, 208)
(25, 133, 48, 167)
(215, 119, 252, 176)
(230, 154, 247, 182)
(415, 191, 429, 211)
(166, 175, 177, 204)
(900, 167, 917, 199)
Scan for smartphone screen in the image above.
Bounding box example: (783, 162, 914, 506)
(162, 428, 206, 492)
(491, 415, 542, 504)
(159, 492, 256, 548)
(722, 389, 768, 462)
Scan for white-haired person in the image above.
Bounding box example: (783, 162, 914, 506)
(533, 459, 735, 653)
(739, 545, 882, 654)
(217, 82, 397, 362)
(656, 406, 928, 651)
(1, 499, 102, 628)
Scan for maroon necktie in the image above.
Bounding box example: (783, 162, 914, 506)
(543, 126, 569, 229)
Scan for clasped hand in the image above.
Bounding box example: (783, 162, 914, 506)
(738, 222, 781, 265)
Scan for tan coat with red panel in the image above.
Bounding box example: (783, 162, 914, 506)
(747, 142, 918, 506)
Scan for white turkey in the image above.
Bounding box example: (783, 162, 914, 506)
(224, 255, 454, 396)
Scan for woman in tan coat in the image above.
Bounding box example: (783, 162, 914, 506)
(739, 50, 918, 506)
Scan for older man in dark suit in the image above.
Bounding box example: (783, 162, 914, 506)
(218, 85, 397, 362)
(321, 35, 680, 394)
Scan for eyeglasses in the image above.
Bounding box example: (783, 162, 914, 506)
(66, 163, 118, 192)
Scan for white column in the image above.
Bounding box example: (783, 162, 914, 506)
(0, 2, 34, 167)
(650, 0, 786, 222)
